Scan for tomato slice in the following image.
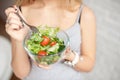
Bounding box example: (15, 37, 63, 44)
(38, 50, 47, 56)
(40, 36, 50, 46)
(50, 41, 56, 46)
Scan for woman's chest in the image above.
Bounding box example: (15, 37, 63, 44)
(24, 9, 79, 30)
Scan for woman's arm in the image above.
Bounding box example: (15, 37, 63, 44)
(64, 6, 96, 72)
(75, 6, 96, 72)
(5, 6, 31, 79)
(11, 39, 31, 79)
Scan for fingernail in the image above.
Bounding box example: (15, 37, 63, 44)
(15, 8, 18, 12)
(15, 8, 17, 11)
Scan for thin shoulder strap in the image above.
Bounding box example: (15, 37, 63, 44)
(76, 4, 84, 24)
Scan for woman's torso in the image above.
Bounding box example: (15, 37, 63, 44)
(20, 4, 80, 31)
(22, 4, 83, 80)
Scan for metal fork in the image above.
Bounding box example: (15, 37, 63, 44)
(15, 9, 39, 33)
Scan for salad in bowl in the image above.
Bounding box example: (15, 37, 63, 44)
(23, 26, 69, 66)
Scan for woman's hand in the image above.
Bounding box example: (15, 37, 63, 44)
(63, 47, 75, 62)
(34, 61, 51, 69)
(5, 5, 29, 42)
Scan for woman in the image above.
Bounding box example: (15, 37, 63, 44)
(5, 0, 96, 80)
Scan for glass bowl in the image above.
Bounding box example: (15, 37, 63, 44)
(23, 26, 69, 66)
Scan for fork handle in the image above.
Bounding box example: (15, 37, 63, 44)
(15, 12, 31, 27)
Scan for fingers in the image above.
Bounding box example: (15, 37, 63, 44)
(65, 47, 71, 53)
(64, 47, 72, 55)
(38, 64, 51, 69)
(7, 13, 22, 25)
(34, 62, 51, 69)
(5, 5, 27, 28)
(5, 6, 24, 31)
(5, 5, 17, 17)
(5, 14, 23, 31)
(6, 23, 21, 32)
(62, 47, 74, 60)
(61, 47, 70, 59)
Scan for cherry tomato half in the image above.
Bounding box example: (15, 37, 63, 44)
(50, 41, 56, 46)
(40, 36, 50, 46)
(38, 50, 47, 56)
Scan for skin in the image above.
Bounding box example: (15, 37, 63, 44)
(5, 0, 96, 79)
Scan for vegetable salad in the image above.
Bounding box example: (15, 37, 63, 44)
(26, 26, 65, 65)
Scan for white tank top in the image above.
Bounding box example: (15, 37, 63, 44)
(24, 5, 84, 80)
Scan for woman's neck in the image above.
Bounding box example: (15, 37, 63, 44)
(33, 0, 61, 8)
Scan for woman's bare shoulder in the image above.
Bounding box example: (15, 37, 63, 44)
(82, 5, 96, 21)
(80, 5, 96, 29)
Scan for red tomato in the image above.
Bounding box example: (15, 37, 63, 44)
(38, 50, 47, 56)
(40, 36, 50, 46)
(50, 41, 56, 46)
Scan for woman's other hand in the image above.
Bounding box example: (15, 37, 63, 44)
(34, 62, 51, 69)
(63, 47, 75, 62)
(5, 5, 29, 42)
